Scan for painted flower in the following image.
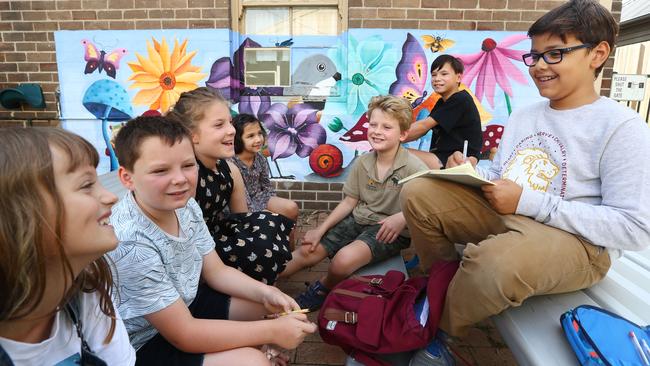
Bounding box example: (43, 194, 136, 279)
(346, 36, 398, 115)
(327, 117, 347, 133)
(454, 34, 529, 108)
(128, 38, 206, 113)
(261, 103, 327, 160)
(238, 94, 271, 119)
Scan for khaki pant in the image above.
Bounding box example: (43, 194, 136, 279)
(400, 178, 611, 336)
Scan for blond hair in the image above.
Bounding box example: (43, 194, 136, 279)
(0, 127, 117, 343)
(367, 95, 413, 132)
(167, 86, 230, 132)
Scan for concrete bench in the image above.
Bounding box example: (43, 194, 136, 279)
(493, 247, 650, 366)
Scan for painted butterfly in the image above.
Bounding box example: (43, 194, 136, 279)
(81, 39, 127, 79)
(389, 33, 429, 109)
(421, 35, 455, 53)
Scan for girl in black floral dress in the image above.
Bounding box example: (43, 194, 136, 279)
(169, 87, 294, 284)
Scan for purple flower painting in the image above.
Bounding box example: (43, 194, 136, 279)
(261, 103, 327, 160)
(239, 94, 271, 118)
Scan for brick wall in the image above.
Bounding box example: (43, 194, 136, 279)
(0, 0, 229, 126)
(273, 181, 345, 211)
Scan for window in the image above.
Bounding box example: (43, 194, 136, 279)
(233, 1, 347, 93)
(243, 48, 291, 87)
(243, 7, 339, 36)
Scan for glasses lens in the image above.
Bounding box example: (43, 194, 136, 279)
(544, 50, 563, 63)
(523, 53, 537, 66)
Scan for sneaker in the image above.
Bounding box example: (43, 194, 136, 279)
(295, 280, 330, 311)
(409, 333, 455, 366)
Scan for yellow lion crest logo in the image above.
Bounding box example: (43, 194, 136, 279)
(502, 148, 560, 192)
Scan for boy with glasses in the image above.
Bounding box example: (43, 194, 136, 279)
(400, 1, 650, 364)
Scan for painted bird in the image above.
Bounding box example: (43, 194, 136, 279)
(283, 54, 342, 97)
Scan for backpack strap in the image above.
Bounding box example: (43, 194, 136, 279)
(65, 296, 108, 366)
(65, 295, 95, 357)
(332, 289, 372, 299)
(351, 276, 384, 286)
(322, 308, 358, 324)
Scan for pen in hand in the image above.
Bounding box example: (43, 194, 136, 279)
(462, 140, 468, 162)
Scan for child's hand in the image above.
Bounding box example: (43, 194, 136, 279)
(446, 151, 478, 169)
(262, 285, 300, 313)
(481, 179, 522, 215)
(272, 313, 317, 349)
(376, 214, 406, 244)
(302, 229, 322, 253)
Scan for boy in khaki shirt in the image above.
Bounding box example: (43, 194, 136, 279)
(281, 95, 427, 311)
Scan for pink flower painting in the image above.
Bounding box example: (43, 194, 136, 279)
(455, 34, 529, 112)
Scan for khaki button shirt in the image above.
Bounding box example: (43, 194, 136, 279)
(343, 146, 427, 237)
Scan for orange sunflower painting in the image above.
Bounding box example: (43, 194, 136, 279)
(128, 37, 206, 113)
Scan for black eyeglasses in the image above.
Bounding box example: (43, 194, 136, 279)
(522, 44, 592, 67)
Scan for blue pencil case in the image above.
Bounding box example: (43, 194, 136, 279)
(561, 305, 650, 366)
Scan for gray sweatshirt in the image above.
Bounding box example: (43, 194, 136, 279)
(477, 97, 650, 258)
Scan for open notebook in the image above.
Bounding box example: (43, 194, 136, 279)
(398, 163, 495, 188)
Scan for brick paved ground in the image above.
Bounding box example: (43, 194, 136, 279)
(275, 211, 517, 366)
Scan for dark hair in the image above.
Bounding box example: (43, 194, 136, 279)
(528, 0, 618, 77)
(232, 113, 267, 155)
(431, 54, 464, 75)
(114, 115, 192, 171)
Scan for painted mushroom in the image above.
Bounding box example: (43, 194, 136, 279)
(83, 79, 133, 171)
(481, 124, 504, 160)
(339, 113, 371, 152)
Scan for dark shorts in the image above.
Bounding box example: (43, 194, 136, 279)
(135, 284, 231, 366)
(320, 215, 411, 264)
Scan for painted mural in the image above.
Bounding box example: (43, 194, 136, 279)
(55, 29, 542, 179)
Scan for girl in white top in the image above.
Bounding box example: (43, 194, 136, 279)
(0, 128, 135, 365)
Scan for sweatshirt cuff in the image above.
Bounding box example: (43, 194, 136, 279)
(516, 187, 544, 219)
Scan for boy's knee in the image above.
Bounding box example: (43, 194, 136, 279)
(457, 248, 529, 301)
(296, 244, 327, 262)
(329, 249, 366, 277)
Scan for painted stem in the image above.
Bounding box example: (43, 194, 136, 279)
(101, 107, 119, 171)
(504, 91, 512, 115)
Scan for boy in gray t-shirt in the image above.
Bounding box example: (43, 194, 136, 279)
(109, 116, 316, 366)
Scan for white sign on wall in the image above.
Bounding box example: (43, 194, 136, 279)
(610, 74, 647, 101)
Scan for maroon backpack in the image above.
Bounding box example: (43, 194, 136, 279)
(317, 261, 459, 366)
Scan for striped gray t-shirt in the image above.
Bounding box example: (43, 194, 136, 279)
(108, 192, 215, 350)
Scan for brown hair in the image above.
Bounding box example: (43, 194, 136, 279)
(114, 115, 192, 171)
(167, 86, 230, 132)
(0, 127, 116, 343)
(367, 95, 413, 132)
(528, 0, 618, 77)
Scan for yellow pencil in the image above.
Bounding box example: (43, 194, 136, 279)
(263, 308, 310, 319)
